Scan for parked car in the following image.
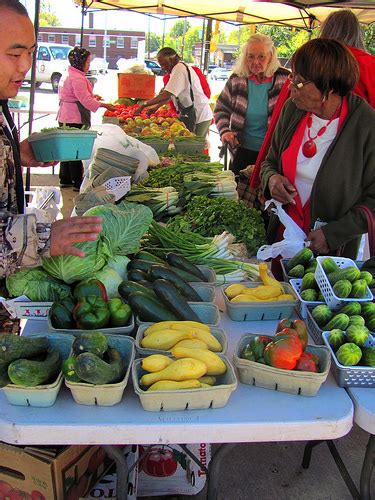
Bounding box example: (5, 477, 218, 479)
(208, 64, 217, 73)
(144, 59, 164, 76)
(88, 57, 108, 75)
(24, 42, 72, 92)
(210, 68, 231, 80)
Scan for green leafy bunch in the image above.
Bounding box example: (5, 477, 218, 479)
(167, 195, 266, 256)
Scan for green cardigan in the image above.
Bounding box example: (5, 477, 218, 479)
(260, 93, 375, 258)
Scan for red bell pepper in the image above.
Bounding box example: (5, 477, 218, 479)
(292, 319, 309, 350)
(249, 335, 273, 360)
(295, 352, 319, 372)
(264, 335, 303, 370)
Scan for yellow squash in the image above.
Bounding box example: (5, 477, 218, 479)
(147, 379, 201, 391)
(140, 358, 207, 386)
(225, 283, 247, 299)
(141, 329, 193, 350)
(174, 338, 209, 349)
(199, 375, 216, 385)
(141, 354, 173, 373)
(258, 262, 284, 293)
(144, 321, 210, 336)
(171, 347, 227, 376)
(191, 330, 222, 352)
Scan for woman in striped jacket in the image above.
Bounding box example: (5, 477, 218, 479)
(214, 34, 289, 176)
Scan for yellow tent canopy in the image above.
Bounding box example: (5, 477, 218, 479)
(73, 0, 375, 28)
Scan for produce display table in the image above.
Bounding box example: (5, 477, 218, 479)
(347, 387, 375, 500)
(0, 291, 354, 499)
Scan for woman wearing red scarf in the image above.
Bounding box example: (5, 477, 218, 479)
(261, 39, 375, 259)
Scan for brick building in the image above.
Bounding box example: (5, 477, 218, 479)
(38, 26, 145, 69)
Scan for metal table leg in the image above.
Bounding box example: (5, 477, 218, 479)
(102, 445, 129, 500)
(359, 434, 374, 500)
(206, 443, 238, 500)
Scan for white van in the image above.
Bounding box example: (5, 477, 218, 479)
(24, 43, 73, 93)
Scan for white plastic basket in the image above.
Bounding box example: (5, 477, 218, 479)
(315, 256, 373, 310)
(102, 176, 131, 201)
(289, 279, 324, 319)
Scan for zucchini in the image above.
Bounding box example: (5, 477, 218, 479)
(166, 253, 208, 282)
(149, 265, 202, 301)
(168, 265, 205, 283)
(128, 291, 178, 322)
(0, 367, 10, 388)
(8, 349, 61, 387)
(153, 279, 201, 322)
(127, 269, 151, 283)
(0, 335, 49, 364)
(74, 348, 126, 385)
(118, 280, 157, 300)
(72, 331, 108, 357)
(286, 248, 313, 272)
(135, 251, 166, 264)
(62, 356, 81, 382)
(128, 259, 158, 274)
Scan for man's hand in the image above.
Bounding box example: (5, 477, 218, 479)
(268, 174, 297, 204)
(134, 102, 146, 116)
(20, 139, 58, 168)
(221, 131, 239, 149)
(50, 216, 102, 257)
(306, 228, 330, 255)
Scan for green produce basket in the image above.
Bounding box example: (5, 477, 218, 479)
(135, 323, 228, 356)
(289, 278, 324, 319)
(221, 282, 299, 321)
(65, 335, 135, 406)
(188, 265, 217, 286)
(28, 129, 97, 162)
(132, 353, 237, 411)
(2, 333, 74, 407)
(138, 138, 170, 154)
(233, 334, 331, 396)
(191, 284, 215, 302)
(173, 138, 206, 154)
(280, 259, 293, 282)
(305, 306, 325, 345)
(8, 98, 23, 109)
(47, 310, 135, 337)
(136, 302, 220, 327)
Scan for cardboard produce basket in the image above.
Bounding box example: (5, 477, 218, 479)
(65, 335, 135, 406)
(132, 354, 237, 411)
(233, 334, 331, 396)
(118, 73, 155, 99)
(135, 323, 228, 356)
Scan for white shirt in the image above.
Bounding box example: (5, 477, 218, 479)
(295, 114, 339, 206)
(164, 62, 213, 124)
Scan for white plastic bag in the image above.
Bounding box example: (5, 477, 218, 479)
(257, 199, 307, 260)
(25, 187, 62, 223)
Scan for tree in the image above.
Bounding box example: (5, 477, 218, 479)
(364, 24, 374, 55)
(146, 32, 162, 54)
(39, 0, 61, 27)
(170, 19, 191, 39)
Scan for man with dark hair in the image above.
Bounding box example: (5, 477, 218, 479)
(0, 0, 102, 277)
(136, 47, 213, 137)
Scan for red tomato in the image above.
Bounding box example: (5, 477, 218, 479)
(139, 446, 177, 477)
(0, 480, 12, 499)
(31, 491, 45, 500)
(7, 490, 31, 500)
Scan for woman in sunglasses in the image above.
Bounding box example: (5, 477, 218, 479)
(261, 38, 375, 258)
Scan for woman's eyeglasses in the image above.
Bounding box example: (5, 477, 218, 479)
(288, 73, 312, 89)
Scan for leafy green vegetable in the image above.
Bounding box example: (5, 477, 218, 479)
(166, 196, 266, 256)
(6, 267, 71, 301)
(91, 266, 123, 298)
(84, 201, 153, 256)
(107, 255, 130, 281)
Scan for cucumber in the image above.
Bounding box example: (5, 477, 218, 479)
(74, 348, 126, 385)
(0, 367, 10, 388)
(135, 251, 167, 264)
(72, 331, 108, 357)
(0, 335, 49, 364)
(166, 253, 208, 282)
(127, 259, 159, 274)
(127, 269, 151, 283)
(153, 279, 201, 322)
(168, 265, 205, 283)
(62, 356, 81, 382)
(149, 265, 202, 301)
(128, 291, 178, 322)
(118, 280, 157, 300)
(327, 266, 361, 285)
(8, 349, 61, 387)
(286, 248, 313, 272)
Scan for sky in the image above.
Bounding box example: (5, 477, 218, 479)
(21, 0, 235, 34)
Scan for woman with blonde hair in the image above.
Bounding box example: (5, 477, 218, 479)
(214, 33, 289, 176)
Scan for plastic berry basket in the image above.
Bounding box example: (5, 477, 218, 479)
(233, 334, 331, 396)
(289, 279, 324, 319)
(173, 138, 206, 154)
(315, 256, 373, 310)
(321, 331, 375, 388)
(135, 323, 228, 356)
(28, 129, 97, 162)
(102, 176, 131, 201)
(305, 306, 325, 345)
(221, 282, 298, 321)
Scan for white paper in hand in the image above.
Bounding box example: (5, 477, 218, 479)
(257, 199, 307, 260)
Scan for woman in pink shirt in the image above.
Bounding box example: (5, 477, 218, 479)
(57, 47, 114, 190)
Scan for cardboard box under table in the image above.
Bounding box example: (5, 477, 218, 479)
(0, 443, 112, 500)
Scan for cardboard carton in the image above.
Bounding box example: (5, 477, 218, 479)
(0, 443, 111, 500)
(118, 74, 155, 100)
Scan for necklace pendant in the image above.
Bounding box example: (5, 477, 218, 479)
(302, 139, 317, 158)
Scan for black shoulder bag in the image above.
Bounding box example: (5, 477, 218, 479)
(175, 63, 196, 132)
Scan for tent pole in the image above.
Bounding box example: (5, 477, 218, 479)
(203, 19, 213, 74)
(80, 0, 87, 47)
(25, 0, 40, 195)
(200, 18, 206, 70)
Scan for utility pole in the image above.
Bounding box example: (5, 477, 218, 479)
(103, 11, 108, 65)
(203, 18, 213, 74)
(147, 15, 151, 58)
(162, 17, 166, 47)
(200, 18, 206, 70)
(181, 18, 187, 60)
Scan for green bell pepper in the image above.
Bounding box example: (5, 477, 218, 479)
(73, 279, 108, 301)
(49, 297, 76, 329)
(73, 296, 110, 330)
(108, 298, 132, 327)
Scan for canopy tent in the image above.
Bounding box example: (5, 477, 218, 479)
(73, 0, 375, 29)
